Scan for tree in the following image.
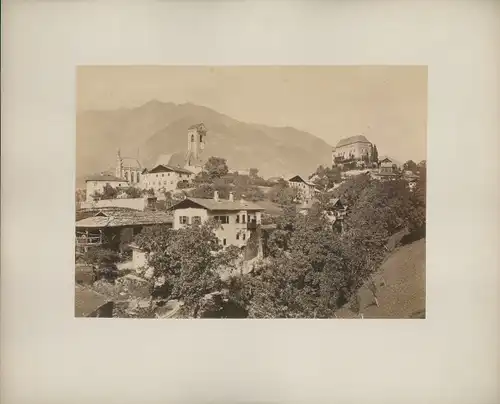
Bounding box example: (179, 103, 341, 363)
(124, 186, 143, 198)
(100, 183, 119, 199)
(82, 247, 121, 282)
(204, 156, 229, 180)
(371, 144, 379, 164)
(403, 160, 418, 173)
(134, 222, 239, 317)
(249, 168, 259, 179)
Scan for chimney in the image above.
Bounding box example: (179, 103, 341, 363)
(214, 190, 219, 202)
(229, 192, 234, 202)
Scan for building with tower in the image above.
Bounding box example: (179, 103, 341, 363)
(185, 123, 207, 173)
(115, 150, 143, 186)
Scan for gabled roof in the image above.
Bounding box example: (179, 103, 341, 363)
(288, 175, 316, 187)
(85, 174, 128, 182)
(335, 135, 371, 148)
(147, 164, 193, 175)
(75, 209, 173, 228)
(169, 197, 264, 212)
(75, 285, 111, 317)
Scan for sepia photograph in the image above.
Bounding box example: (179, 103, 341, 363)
(75, 66, 427, 319)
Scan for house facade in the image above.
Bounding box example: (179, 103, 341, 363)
(287, 175, 317, 202)
(85, 174, 129, 202)
(141, 164, 194, 193)
(332, 135, 372, 164)
(169, 191, 264, 250)
(373, 157, 399, 181)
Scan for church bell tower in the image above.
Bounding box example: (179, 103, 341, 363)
(186, 123, 207, 167)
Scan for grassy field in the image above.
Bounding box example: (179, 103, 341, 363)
(335, 237, 426, 319)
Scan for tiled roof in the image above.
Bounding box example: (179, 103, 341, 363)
(75, 285, 111, 317)
(170, 197, 265, 212)
(75, 209, 173, 228)
(85, 174, 128, 182)
(335, 135, 371, 148)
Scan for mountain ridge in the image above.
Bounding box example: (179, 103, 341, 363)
(76, 101, 333, 186)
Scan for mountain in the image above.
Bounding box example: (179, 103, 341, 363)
(76, 101, 333, 185)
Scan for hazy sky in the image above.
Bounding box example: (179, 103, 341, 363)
(77, 66, 427, 162)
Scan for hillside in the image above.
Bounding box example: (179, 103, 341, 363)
(335, 238, 426, 319)
(76, 101, 333, 183)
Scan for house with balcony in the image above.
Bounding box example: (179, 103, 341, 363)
(287, 175, 318, 203)
(75, 207, 173, 254)
(168, 191, 265, 256)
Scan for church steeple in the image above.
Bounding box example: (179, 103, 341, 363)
(185, 123, 207, 167)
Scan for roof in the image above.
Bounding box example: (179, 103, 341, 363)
(170, 197, 265, 212)
(335, 135, 371, 148)
(75, 285, 111, 317)
(188, 123, 207, 131)
(147, 164, 193, 175)
(121, 157, 142, 169)
(288, 175, 316, 187)
(75, 209, 173, 228)
(155, 152, 187, 168)
(85, 174, 128, 183)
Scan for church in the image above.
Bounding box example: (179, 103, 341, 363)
(114, 123, 208, 192)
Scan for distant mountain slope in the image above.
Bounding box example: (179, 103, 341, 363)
(76, 101, 332, 182)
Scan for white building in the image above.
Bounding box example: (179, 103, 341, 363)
(141, 164, 194, 194)
(85, 174, 129, 202)
(169, 191, 264, 249)
(332, 135, 372, 164)
(287, 175, 318, 202)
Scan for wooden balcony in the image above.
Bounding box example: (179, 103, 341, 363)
(76, 232, 104, 247)
(247, 221, 258, 230)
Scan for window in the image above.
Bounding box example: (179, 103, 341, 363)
(179, 216, 188, 225)
(214, 215, 229, 224)
(137, 173, 140, 182)
(162, 173, 164, 177)
(242, 215, 246, 224)
(125, 172, 129, 181)
(192, 216, 202, 225)
(199, 134, 203, 142)
(236, 215, 240, 224)
(223, 238, 227, 246)
(242, 233, 246, 241)
(131, 172, 135, 183)
(191, 134, 194, 142)
(156, 174, 158, 178)
(236, 233, 240, 240)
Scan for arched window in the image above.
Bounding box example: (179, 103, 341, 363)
(191, 134, 194, 142)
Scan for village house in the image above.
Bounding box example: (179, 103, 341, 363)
(169, 191, 264, 251)
(75, 207, 173, 254)
(332, 135, 372, 164)
(85, 174, 129, 202)
(287, 175, 318, 202)
(373, 157, 399, 181)
(141, 164, 194, 193)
